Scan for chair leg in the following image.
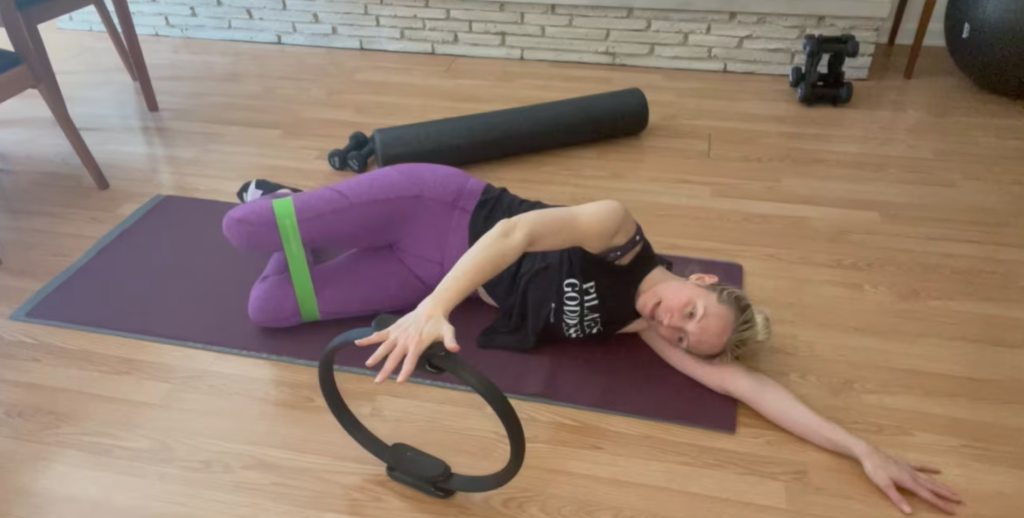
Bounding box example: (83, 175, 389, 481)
(37, 81, 110, 190)
(905, 0, 937, 79)
(887, 0, 909, 46)
(94, 0, 138, 82)
(21, 19, 69, 106)
(0, 0, 108, 189)
(111, 0, 159, 112)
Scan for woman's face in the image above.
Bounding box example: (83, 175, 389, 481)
(637, 274, 735, 358)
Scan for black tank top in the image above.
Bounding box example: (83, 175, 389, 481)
(469, 184, 667, 351)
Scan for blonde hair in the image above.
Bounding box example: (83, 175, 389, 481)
(701, 283, 772, 363)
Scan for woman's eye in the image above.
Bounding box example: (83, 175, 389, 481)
(688, 309, 696, 319)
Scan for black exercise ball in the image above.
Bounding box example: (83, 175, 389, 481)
(944, 0, 1024, 98)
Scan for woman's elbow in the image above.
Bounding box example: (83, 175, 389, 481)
(489, 218, 531, 251)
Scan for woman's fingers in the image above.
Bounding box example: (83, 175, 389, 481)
(362, 315, 457, 384)
(354, 330, 387, 347)
(916, 473, 963, 503)
(904, 479, 958, 515)
(397, 347, 424, 383)
(376, 342, 408, 383)
(881, 482, 913, 515)
(443, 325, 460, 353)
(912, 463, 942, 475)
(366, 336, 398, 368)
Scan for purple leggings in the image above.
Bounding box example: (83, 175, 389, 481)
(222, 164, 487, 328)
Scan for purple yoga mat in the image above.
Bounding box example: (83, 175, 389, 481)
(13, 195, 742, 432)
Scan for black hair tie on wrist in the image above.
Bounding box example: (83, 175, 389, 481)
(318, 314, 526, 498)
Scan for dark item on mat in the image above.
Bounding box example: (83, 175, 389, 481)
(327, 88, 650, 173)
(789, 34, 858, 106)
(12, 195, 742, 433)
(320, 315, 526, 499)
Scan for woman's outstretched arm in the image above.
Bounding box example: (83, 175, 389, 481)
(356, 200, 637, 382)
(640, 329, 963, 515)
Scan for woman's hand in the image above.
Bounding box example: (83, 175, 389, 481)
(353, 302, 460, 383)
(859, 447, 963, 515)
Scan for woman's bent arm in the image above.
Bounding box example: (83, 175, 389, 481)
(424, 200, 635, 316)
(356, 200, 636, 382)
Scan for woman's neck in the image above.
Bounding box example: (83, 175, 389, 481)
(637, 266, 675, 298)
(621, 268, 677, 335)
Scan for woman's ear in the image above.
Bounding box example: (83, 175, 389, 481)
(688, 273, 720, 286)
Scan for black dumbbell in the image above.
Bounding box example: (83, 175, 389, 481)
(803, 34, 821, 56)
(836, 82, 854, 104)
(827, 53, 845, 78)
(805, 34, 860, 59)
(328, 131, 370, 171)
(797, 82, 854, 106)
(842, 34, 860, 58)
(797, 83, 813, 104)
(346, 141, 376, 174)
(789, 66, 805, 88)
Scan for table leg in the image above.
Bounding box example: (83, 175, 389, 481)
(905, 0, 938, 79)
(110, 0, 159, 112)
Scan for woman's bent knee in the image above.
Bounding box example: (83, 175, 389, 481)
(247, 279, 302, 328)
(222, 202, 281, 252)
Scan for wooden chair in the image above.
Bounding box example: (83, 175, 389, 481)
(15, 0, 158, 111)
(1, 0, 109, 189)
(887, 0, 938, 79)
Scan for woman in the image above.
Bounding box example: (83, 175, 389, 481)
(223, 164, 962, 515)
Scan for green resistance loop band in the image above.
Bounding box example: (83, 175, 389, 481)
(272, 197, 321, 323)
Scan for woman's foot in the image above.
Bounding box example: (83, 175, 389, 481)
(236, 179, 302, 203)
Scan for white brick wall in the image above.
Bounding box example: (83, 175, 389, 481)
(58, 1, 882, 78)
(526, 49, 610, 64)
(296, 22, 335, 33)
(474, 21, 542, 35)
(525, 13, 567, 26)
(650, 20, 707, 33)
(425, 20, 469, 31)
(688, 34, 739, 48)
(436, 43, 521, 58)
(458, 32, 501, 44)
(545, 26, 605, 40)
(405, 29, 456, 41)
(319, 13, 378, 25)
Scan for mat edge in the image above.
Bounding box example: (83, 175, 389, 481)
(11, 313, 736, 435)
(10, 195, 168, 321)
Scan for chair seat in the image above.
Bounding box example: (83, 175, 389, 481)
(0, 49, 24, 75)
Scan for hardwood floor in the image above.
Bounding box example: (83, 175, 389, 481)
(3, 25, 1024, 518)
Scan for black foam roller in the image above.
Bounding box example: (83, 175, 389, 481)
(372, 88, 649, 168)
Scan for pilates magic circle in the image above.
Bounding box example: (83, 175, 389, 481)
(318, 315, 526, 499)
